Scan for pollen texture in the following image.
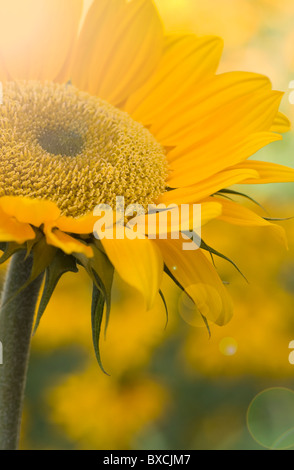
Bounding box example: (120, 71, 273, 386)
(0, 81, 168, 217)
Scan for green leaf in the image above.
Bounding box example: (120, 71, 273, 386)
(91, 283, 109, 375)
(32, 251, 78, 335)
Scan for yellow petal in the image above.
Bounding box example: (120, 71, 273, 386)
(270, 112, 291, 133)
(157, 89, 282, 148)
(0, 0, 82, 81)
(72, 0, 164, 106)
(167, 131, 282, 188)
(199, 202, 223, 226)
(0, 196, 60, 228)
(232, 161, 294, 184)
(55, 213, 97, 235)
(125, 34, 223, 124)
(161, 168, 259, 202)
(214, 197, 288, 247)
(155, 238, 233, 326)
(44, 226, 93, 258)
(0, 208, 35, 243)
(150, 71, 276, 145)
(101, 229, 163, 309)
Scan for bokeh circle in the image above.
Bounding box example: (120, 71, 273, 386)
(247, 387, 294, 449)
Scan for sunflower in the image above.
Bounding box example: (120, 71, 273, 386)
(0, 0, 293, 365)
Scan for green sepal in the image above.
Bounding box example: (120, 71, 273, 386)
(159, 289, 169, 330)
(91, 283, 109, 375)
(25, 229, 43, 259)
(216, 189, 267, 213)
(181, 229, 247, 283)
(164, 265, 210, 336)
(75, 242, 114, 337)
(26, 237, 57, 286)
(2, 237, 56, 308)
(263, 216, 294, 221)
(0, 242, 26, 264)
(0, 242, 7, 253)
(164, 265, 189, 297)
(201, 314, 211, 339)
(75, 242, 115, 373)
(92, 244, 114, 336)
(0, 238, 57, 310)
(32, 250, 78, 335)
(200, 238, 248, 283)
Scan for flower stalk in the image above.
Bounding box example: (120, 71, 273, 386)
(0, 251, 44, 450)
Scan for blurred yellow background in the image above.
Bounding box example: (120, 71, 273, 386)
(6, 0, 294, 450)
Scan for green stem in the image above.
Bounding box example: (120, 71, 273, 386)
(0, 251, 44, 450)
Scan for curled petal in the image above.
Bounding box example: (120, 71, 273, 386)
(0, 196, 60, 228)
(0, 208, 35, 243)
(44, 226, 93, 258)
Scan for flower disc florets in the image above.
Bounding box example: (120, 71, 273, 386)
(0, 81, 168, 217)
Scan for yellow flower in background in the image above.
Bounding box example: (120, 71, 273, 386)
(47, 367, 168, 450)
(155, 0, 260, 47)
(183, 213, 294, 378)
(0, 0, 294, 369)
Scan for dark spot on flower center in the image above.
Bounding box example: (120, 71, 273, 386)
(38, 128, 84, 157)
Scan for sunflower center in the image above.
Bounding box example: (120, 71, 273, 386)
(0, 81, 168, 217)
